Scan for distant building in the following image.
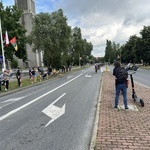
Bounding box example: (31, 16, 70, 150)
(14, 0, 43, 68)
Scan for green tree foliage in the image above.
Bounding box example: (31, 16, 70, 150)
(81, 39, 93, 65)
(105, 40, 111, 62)
(121, 35, 139, 63)
(104, 40, 119, 63)
(52, 9, 71, 67)
(0, 2, 27, 62)
(139, 26, 150, 64)
(105, 26, 150, 65)
(71, 27, 83, 65)
(120, 28, 150, 64)
(28, 9, 71, 69)
(112, 42, 120, 62)
(70, 27, 93, 65)
(10, 59, 18, 68)
(135, 37, 144, 63)
(28, 9, 93, 68)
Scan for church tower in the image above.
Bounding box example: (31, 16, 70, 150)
(15, 0, 35, 14)
(15, 0, 43, 68)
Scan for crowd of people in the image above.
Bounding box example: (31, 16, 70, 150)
(28, 66, 60, 84)
(0, 64, 72, 92)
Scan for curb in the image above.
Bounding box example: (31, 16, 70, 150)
(89, 71, 103, 150)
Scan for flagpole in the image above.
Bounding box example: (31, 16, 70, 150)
(0, 17, 6, 71)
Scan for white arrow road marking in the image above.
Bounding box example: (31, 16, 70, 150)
(0, 97, 25, 109)
(42, 93, 66, 127)
(85, 74, 91, 78)
(0, 73, 83, 122)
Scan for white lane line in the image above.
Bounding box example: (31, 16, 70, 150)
(0, 73, 83, 122)
(0, 97, 25, 109)
(1, 97, 25, 103)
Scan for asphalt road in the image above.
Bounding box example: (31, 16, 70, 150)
(108, 65, 150, 88)
(128, 68, 150, 88)
(0, 66, 102, 150)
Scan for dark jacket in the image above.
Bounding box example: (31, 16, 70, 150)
(113, 67, 127, 85)
(16, 70, 22, 79)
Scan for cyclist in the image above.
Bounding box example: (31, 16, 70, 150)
(95, 64, 98, 73)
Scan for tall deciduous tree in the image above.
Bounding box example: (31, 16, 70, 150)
(104, 40, 120, 63)
(106, 26, 150, 64)
(139, 26, 150, 64)
(71, 27, 83, 65)
(121, 35, 141, 63)
(0, 2, 27, 62)
(80, 39, 93, 65)
(104, 40, 112, 63)
(28, 9, 71, 69)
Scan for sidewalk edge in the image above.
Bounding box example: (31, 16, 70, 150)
(89, 72, 103, 150)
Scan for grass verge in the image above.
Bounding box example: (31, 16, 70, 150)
(0, 66, 88, 93)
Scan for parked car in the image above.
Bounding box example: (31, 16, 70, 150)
(126, 63, 138, 71)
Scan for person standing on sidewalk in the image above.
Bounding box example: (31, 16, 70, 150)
(0, 73, 4, 91)
(16, 69, 22, 87)
(113, 61, 129, 109)
(29, 68, 32, 79)
(3, 69, 10, 91)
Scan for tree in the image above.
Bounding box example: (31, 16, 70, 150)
(80, 39, 93, 65)
(70, 27, 83, 65)
(0, 2, 27, 62)
(104, 40, 112, 63)
(28, 9, 71, 69)
(51, 9, 71, 67)
(112, 42, 120, 62)
(121, 35, 139, 63)
(105, 26, 150, 64)
(139, 26, 150, 64)
(104, 40, 121, 63)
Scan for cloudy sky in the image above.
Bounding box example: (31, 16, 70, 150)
(3, 0, 150, 57)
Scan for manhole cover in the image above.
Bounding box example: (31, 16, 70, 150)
(119, 105, 139, 111)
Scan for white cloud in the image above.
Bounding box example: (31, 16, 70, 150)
(53, 0, 150, 57)
(3, 0, 150, 57)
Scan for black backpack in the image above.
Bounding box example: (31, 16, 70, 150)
(116, 67, 128, 82)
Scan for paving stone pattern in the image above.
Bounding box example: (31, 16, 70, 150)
(96, 71, 150, 150)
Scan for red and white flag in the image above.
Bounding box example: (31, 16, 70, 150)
(5, 31, 9, 46)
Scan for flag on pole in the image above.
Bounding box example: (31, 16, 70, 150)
(0, 17, 6, 70)
(5, 31, 9, 46)
(10, 37, 18, 51)
(3, 31, 9, 47)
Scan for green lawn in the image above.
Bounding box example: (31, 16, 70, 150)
(139, 66, 150, 70)
(1, 66, 86, 93)
(1, 77, 35, 92)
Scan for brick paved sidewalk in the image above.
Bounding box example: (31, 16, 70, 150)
(95, 71, 150, 150)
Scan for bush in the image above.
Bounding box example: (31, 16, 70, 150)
(11, 59, 18, 68)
